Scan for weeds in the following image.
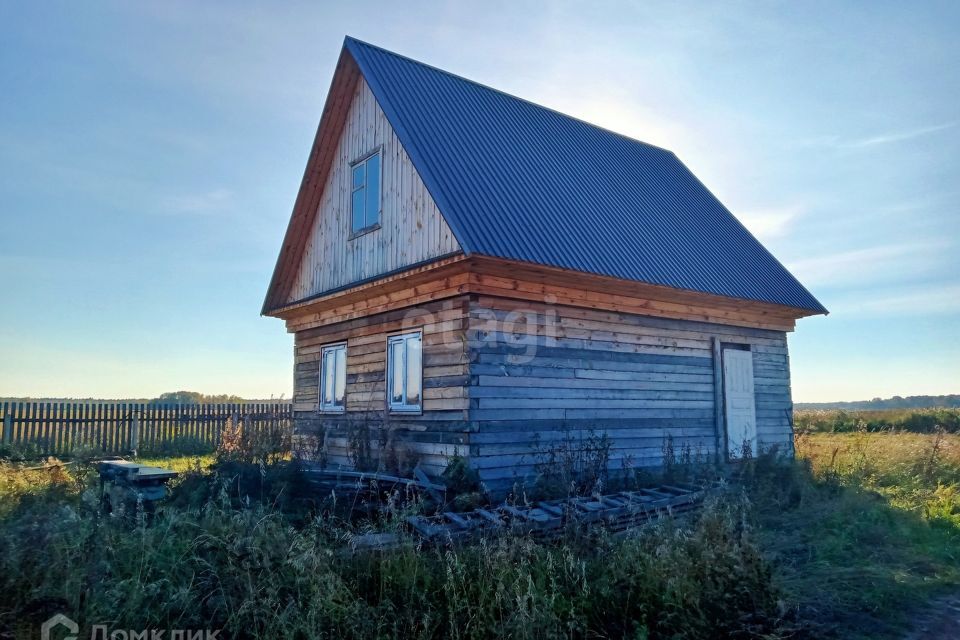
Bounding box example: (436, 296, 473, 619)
(797, 430, 960, 525)
(0, 463, 790, 639)
(343, 416, 420, 476)
(796, 407, 960, 434)
(441, 455, 484, 511)
(1, 431, 958, 639)
(750, 430, 960, 639)
(531, 428, 612, 498)
(218, 414, 290, 465)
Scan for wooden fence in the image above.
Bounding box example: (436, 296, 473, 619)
(0, 402, 292, 457)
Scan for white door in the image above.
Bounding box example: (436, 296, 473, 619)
(723, 348, 757, 458)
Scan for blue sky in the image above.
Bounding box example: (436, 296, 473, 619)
(1, 1, 957, 401)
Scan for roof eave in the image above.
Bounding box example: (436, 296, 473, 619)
(467, 253, 828, 321)
(261, 41, 363, 315)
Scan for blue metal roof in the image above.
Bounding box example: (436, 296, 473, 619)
(344, 37, 827, 314)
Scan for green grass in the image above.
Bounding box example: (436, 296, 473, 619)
(795, 407, 960, 433)
(0, 434, 958, 639)
(136, 453, 215, 473)
(0, 459, 789, 639)
(751, 431, 960, 638)
(0, 454, 213, 518)
(797, 430, 959, 521)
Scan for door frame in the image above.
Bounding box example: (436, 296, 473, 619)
(715, 341, 754, 463)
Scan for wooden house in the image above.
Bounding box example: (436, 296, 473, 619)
(263, 37, 827, 488)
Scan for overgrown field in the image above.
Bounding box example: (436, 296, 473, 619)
(758, 430, 960, 637)
(0, 428, 957, 639)
(795, 407, 960, 433)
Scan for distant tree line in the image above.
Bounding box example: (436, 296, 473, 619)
(795, 394, 960, 411)
(2, 392, 288, 404)
(150, 391, 246, 405)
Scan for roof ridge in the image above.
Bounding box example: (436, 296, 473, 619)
(332, 35, 826, 315)
(343, 35, 675, 156)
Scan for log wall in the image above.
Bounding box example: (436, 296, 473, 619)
(464, 296, 793, 485)
(292, 296, 471, 476)
(290, 293, 795, 489)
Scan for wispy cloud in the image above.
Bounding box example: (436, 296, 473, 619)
(161, 188, 233, 215)
(798, 122, 957, 150)
(846, 121, 958, 148)
(787, 239, 952, 286)
(736, 204, 804, 241)
(839, 284, 960, 317)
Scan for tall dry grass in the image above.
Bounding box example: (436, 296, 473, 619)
(0, 459, 791, 639)
(795, 407, 960, 434)
(1, 429, 958, 639)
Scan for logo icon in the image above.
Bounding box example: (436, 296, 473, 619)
(41, 614, 78, 640)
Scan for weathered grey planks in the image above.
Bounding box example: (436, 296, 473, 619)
(0, 402, 291, 457)
(289, 293, 796, 490)
(289, 76, 461, 304)
(463, 298, 793, 487)
(406, 483, 709, 543)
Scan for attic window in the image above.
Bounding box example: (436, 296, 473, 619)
(350, 150, 381, 234)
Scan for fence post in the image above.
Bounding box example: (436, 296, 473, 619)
(130, 409, 140, 456)
(2, 411, 12, 446)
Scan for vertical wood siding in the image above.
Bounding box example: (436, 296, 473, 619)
(289, 77, 461, 303)
(465, 297, 794, 484)
(0, 402, 290, 456)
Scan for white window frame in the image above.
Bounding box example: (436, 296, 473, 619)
(386, 331, 423, 413)
(349, 148, 382, 235)
(319, 343, 347, 413)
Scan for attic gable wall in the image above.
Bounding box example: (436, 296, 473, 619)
(289, 76, 461, 303)
(342, 38, 825, 315)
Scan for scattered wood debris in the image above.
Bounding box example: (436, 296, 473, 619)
(406, 483, 710, 543)
(98, 459, 179, 511)
(308, 467, 712, 552)
(304, 467, 447, 498)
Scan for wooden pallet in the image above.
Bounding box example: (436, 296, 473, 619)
(304, 467, 447, 503)
(405, 483, 708, 543)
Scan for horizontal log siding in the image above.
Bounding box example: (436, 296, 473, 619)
(288, 292, 795, 487)
(292, 297, 471, 476)
(465, 296, 793, 485)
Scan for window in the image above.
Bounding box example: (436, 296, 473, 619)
(319, 344, 347, 412)
(350, 150, 381, 233)
(386, 331, 422, 412)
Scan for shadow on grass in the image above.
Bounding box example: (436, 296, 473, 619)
(2, 444, 957, 640)
(741, 455, 960, 640)
(0, 456, 804, 640)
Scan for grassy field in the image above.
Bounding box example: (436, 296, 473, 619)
(795, 407, 960, 433)
(757, 430, 960, 637)
(0, 423, 957, 639)
(0, 454, 213, 519)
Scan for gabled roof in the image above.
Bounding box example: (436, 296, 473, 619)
(264, 37, 826, 316)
